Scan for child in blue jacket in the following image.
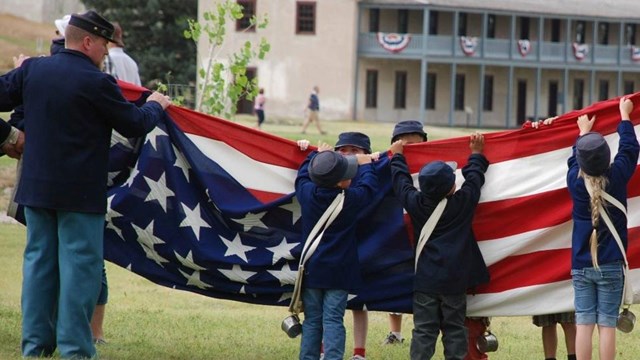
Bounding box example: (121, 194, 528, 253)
(567, 97, 639, 360)
(295, 143, 378, 360)
(389, 133, 490, 360)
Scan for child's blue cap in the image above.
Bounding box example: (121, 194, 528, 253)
(309, 151, 358, 188)
(576, 132, 610, 176)
(418, 161, 457, 199)
(391, 120, 427, 143)
(334, 132, 372, 154)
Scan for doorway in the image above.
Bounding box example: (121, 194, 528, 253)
(548, 81, 558, 117)
(517, 80, 527, 124)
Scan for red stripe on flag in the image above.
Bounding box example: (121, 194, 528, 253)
(474, 188, 572, 240)
(167, 106, 310, 169)
(404, 94, 640, 170)
(475, 226, 640, 294)
(247, 188, 289, 204)
(474, 169, 640, 241)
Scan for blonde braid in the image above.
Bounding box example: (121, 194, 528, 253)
(579, 170, 609, 269)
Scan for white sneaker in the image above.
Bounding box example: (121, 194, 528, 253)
(351, 356, 366, 360)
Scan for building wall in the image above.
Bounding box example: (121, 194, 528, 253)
(198, 1, 640, 127)
(1, 0, 84, 23)
(198, 0, 358, 120)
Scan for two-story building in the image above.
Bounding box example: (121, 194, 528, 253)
(199, 0, 640, 128)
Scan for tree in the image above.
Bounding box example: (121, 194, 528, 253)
(80, 0, 197, 88)
(184, 0, 269, 118)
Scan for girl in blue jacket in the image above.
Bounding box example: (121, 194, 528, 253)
(567, 97, 639, 360)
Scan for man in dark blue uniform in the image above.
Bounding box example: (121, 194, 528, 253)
(0, 10, 171, 358)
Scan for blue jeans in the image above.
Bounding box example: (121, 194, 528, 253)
(571, 261, 624, 327)
(410, 292, 468, 360)
(299, 288, 347, 360)
(22, 207, 104, 359)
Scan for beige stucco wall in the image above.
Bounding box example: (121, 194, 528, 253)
(198, 0, 358, 121)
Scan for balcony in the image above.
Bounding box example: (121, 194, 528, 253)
(358, 32, 640, 68)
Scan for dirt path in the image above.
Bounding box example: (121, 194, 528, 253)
(0, 13, 54, 70)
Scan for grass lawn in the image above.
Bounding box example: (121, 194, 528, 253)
(1, 117, 639, 359)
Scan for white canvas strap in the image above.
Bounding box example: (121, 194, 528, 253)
(289, 191, 345, 315)
(415, 198, 447, 271)
(584, 182, 632, 306)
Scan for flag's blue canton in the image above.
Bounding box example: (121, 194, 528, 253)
(105, 114, 414, 312)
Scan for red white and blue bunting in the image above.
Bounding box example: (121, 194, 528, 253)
(572, 42, 589, 60)
(518, 39, 532, 57)
(460, 36, 478, 56)
(631, 46, 640, 62)
(376, 32, 411, 53)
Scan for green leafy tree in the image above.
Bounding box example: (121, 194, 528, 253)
(184, 0, 270, 118)
(80, 0, 197, 88)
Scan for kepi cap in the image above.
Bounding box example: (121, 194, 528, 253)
(391, 120, 427, 143)
(418, 160, 457, 200)
(576, 132, 611, 176)
(309, 151, 358, 188)
(69, 10, 115, 43)
(334, 132, 372, 154)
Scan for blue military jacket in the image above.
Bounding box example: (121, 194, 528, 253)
(0, 49, 164, 213)
(295, 152, 378, 291)
(567, 121, 639, 270)
(390, 153, 490, 295)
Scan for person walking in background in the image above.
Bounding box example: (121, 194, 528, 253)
(254, 88, 266, 129)
(301, 85, 326, 135)
(0, 10, 171, 358)
(565, 97, 638, 360)
(532, 312, 577, 360)
(389, 132, 490, 360)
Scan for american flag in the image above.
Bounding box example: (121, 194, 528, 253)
(103, 83, 640, 316)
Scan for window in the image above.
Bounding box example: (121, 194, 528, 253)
(483, 75, 494, 111)
(236, 0, 256, 31)
(625, 80, 635, 95)
(455, 74, 465, 111)
(394, 71, 407, 109)
(365, 70, 378, 108)
(551, 19, 561, 42)
(369, 8, 379, 32)
(458, 13, 467, 36)
(575, 21, 586, 44)
(398, 9, 408, 33)
(598, 22, 609, 45)
(598, 80, 609, 101)
(487, 15, 496, 39)
(426, 73, 436, 110)
(520, 17, 530, 40)
(429, 11, 438, 35)
(296, 2, 316, 34)
(625, 24, 636, 45)
(573, 79, 584, 110)
(548, 81, 558, 117)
